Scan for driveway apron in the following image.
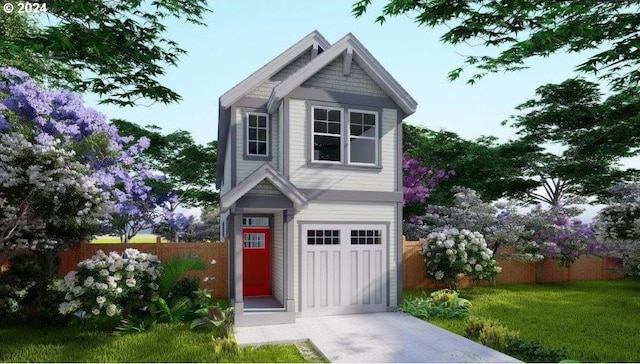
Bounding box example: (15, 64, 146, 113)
(235, 312, 520, 362)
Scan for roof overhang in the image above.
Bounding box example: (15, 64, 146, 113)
(220, 164, 309, 211)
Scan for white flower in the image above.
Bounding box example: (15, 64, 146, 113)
(475, 264, 483, 272)
(100, 269, 109, 276)
(83, 276, 94, 287)
(92, 308, 100, 315)
(469, 258, 477, 265)
(444, 239, 454, 248)
(126, 264, 135, 272)
(96, 296, 106, 305)
(115, 287, 123, 295)
(126, 278, 136, 288)
(106, 304, 118, 317)
(95, 283, 108, 290)
(446, 249, 454, 256)
(211, 259, 217, 265)
(148, 282, 159, 290)
(434, 271, 444, 280)
(58, 302, 70, 315)
(113, 273, 122, 281)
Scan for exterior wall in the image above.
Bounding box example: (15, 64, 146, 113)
(288, 99, 397, 192)
(246, 180, 281, 196)
(248, 52, 311, 99)
(235, 108, 280, 183)
(220, 135, 232, 196)
(220, 210, 230, 240)
(293, 201, 398, 311)
(302, 58, 387, 98)
(272, 212, 285, 304)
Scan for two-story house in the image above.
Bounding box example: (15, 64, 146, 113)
(217, 31, 417, 326)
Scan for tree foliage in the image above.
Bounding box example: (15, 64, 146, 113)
(3, 0, 210, 106)
(505, 78, 640, 205)
(403, 124, 539, 205)
(110, 119, 217, 209)
(353, 0, 640, 89)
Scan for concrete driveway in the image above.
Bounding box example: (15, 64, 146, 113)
(235, 312, 520, 362)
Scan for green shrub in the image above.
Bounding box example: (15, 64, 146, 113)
(464, 316, 498, 340)
(212, 336, 240, 360)
(478, 324, 519, 351)
(400, 289, 471, 319)
(169, 276, 200, 302)
(504, 337, 568, 363)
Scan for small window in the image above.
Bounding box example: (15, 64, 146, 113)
(242, 217, 269, 227)
(307, 230, 340, 245)
(243, 233, 265, 249)
(348, 110, 377, 165)
(312, 107, 342, 163)
(350, 230, 381, 245)
(246, 113, 268, 156)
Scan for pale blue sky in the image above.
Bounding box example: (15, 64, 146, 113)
(84, 0, 592, 145)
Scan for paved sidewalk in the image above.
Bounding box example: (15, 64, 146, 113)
(235, 312, 520, 362)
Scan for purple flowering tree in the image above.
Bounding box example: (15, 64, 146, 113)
(402, 157, 453, 223)
(0, 67, 173, 247)
(595, 183, 640, 276)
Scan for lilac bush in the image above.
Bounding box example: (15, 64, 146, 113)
(402, 157, 453, 222)
(420, 228, 501, 289)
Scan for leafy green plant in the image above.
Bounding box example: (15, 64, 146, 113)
(158, 255, 206, 298)
(400, 289, 471, 319)
(190, 305, 235, 338)
(212, 336, 240, 360)
(153, 297, 192, 324)
(463, 316, 498, 341)
(169, 276, 200, 301)
(504, 337, 568, 363)
(478, 324, 518, 351)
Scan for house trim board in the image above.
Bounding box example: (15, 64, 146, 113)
(236, 194, 294, 209)
(396, 109, 404, 305)
(300, 189, 402, 202)
(289, 87, 398, 111)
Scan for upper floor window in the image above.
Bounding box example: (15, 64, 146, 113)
(348, 110, 378, 165)
(312, 106, 342, 163)
(246, 113, 269, 156)
(311, 106, 379, 166)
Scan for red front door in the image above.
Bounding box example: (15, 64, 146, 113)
(242, 227, 271, 296)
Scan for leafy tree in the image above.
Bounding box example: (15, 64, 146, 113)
(402, 157, 453, 220)
(153, 207, 220, 243)
(110, 119, 218, 209)
(3, 0, 209, 106)
(505, 78, 640, 205)
(353, 0, 640, 89)
(404, 124, 539, 205)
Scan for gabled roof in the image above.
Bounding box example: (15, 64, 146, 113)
(220, 164, 309, 211)
(219, 30, 331, 109)
(266, 33, 418, 117)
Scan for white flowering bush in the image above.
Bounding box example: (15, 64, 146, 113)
(57, 249, 161, 320)
(421, 228, 501, 288)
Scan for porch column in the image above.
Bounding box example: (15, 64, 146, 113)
(284, 208, 295, 312)
(232, 210, 244, 313)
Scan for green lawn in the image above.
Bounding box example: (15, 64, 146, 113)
(91, 234, 166, 244)
(0, 322, 308, 363)
(405, 279, 640, 362)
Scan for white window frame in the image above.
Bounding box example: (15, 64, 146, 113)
(245, 112, 269, 157)
(347, 109, 378, 166)
(310, 106, 343, 164)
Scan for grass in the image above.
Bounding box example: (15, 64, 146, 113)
(91, 233, 167, 244)
(0, 322, 308, 363)
(404, 279, 640, 362)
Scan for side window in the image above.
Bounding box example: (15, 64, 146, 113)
(246, 113, 268, 157)
(311, 106, 342, 163)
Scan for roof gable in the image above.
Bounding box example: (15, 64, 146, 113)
(266, 33, 417, 117)
(219, 30, 331, 108)
(220, 164, 309, 211)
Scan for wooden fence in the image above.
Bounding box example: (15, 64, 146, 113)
(58, 239, 229, 298)
(403, 239, 625, 290)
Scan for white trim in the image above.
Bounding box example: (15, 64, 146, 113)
(310, 106, 344, 164)
(245, 112, 270, 157)
(347, 109, 378, 166)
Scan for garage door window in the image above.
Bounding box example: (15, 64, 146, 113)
(350, 230, 382, 245)
(307, 230, 340, 245)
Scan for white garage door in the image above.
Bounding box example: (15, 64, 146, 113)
(301, 224, 387, 316)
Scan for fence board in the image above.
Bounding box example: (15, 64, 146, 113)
(403, 238, 624, 289)
(58, 241, 228, 298)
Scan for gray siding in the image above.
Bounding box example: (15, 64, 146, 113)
(220, 136, 232, 196)
(246, 179, 281, 196)
(301, 58, 387, 98)
(248, 52, 312, 99)
(288, 99, 397, 192)
(235, 108, 280, 183)
(272, 212, 284, 304)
